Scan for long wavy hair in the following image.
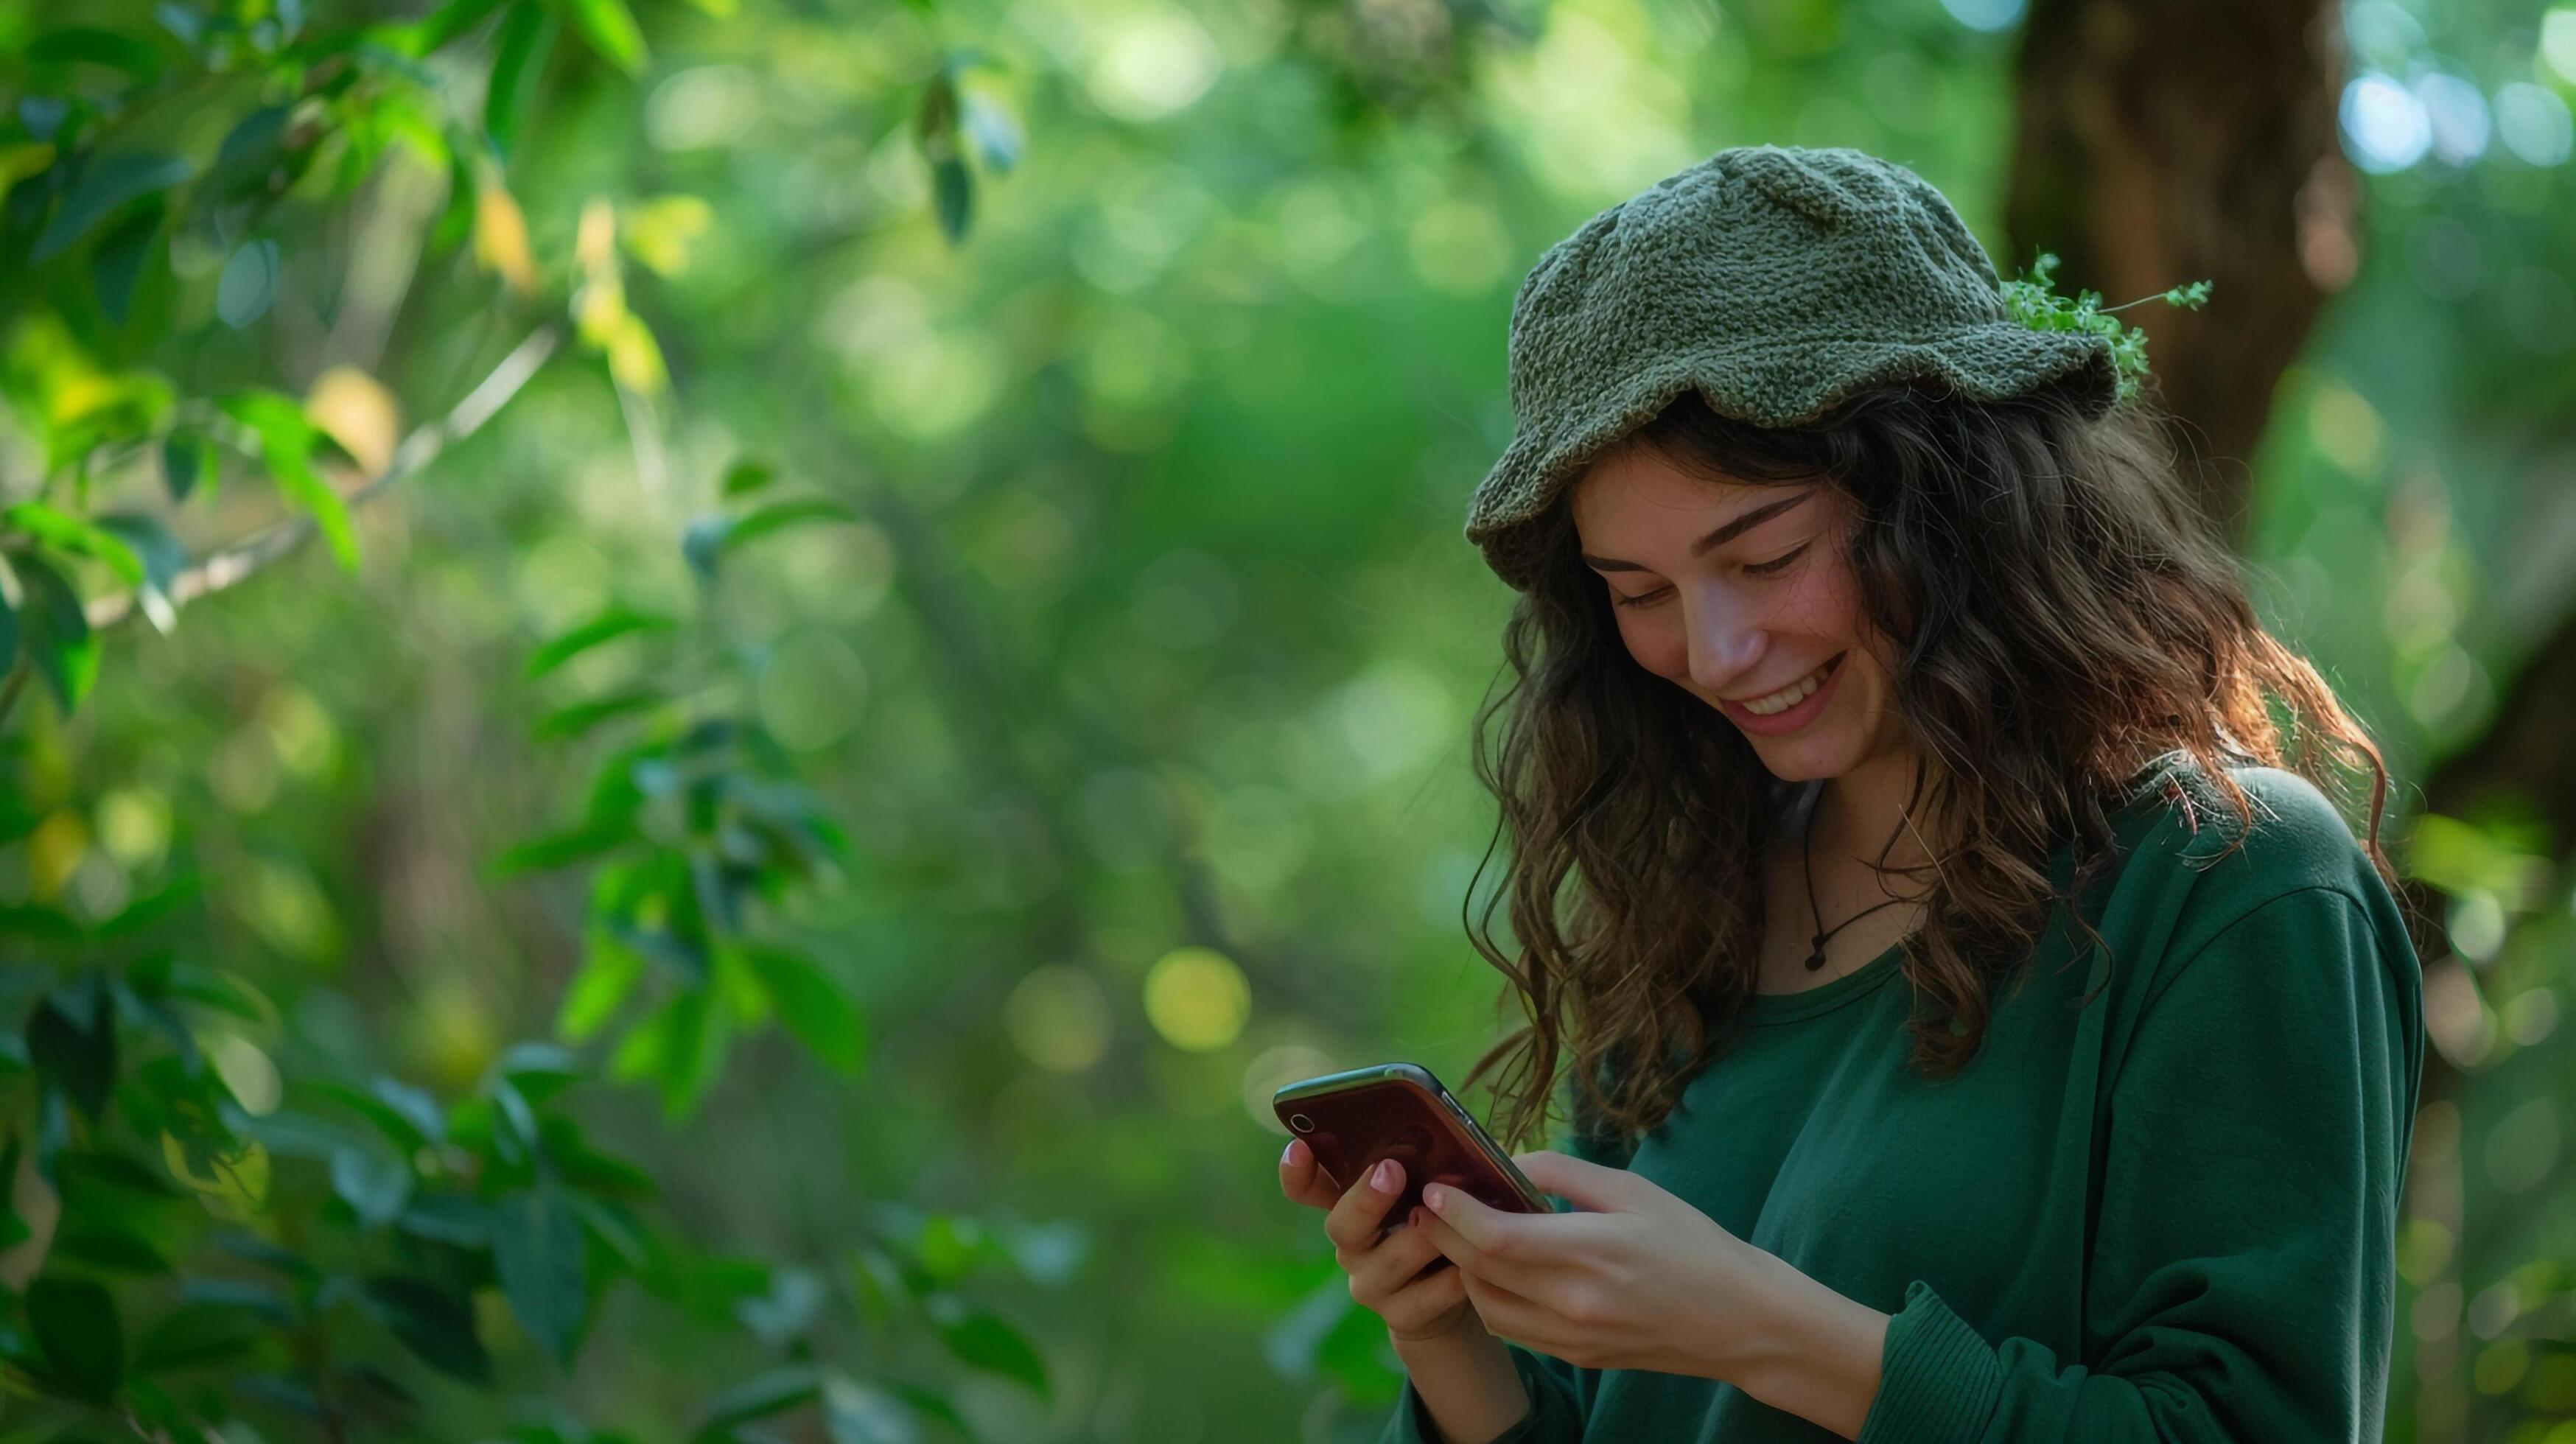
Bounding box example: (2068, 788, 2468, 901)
(1456, 373, 2403, 1156)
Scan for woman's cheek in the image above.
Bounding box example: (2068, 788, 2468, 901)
(1619, 613, 1692, 682)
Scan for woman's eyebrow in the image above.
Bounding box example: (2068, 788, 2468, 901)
(1580, 488, 1815, 572)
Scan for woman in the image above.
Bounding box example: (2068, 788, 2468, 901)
(1277, 144, 2427, 1443)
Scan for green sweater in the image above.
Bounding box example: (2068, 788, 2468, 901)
(1382, 756, 2426, 1443)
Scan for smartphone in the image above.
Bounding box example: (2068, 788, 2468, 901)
(1273, 1062, 1550, 1225)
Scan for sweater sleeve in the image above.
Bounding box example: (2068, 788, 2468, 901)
(1379, 1342, 1587, 1444)
(1379, 1097, 1637, 1444)
(1855, 883, 2424, 1444)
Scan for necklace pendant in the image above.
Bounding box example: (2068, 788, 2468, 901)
(1805, 935, 1827, 971)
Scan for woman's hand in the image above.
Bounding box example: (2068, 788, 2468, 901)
(1410, 1150, 1787, 1381)
(1278, 1138, 1482, 1345)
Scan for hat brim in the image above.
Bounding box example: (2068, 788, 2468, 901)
(1465, 324, 2119, 592)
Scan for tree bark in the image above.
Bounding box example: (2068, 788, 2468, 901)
(2003, 0, 2359, 546)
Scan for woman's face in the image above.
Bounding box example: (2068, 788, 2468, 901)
(1568, 442, 1905, 782)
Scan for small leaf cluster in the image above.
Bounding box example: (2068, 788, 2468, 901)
(1999, 251, 2214, 404)
(503, 456, 871, 1122)
(0, 905, 1065, 1439)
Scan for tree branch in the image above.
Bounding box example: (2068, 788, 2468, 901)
(86, 324, 564, 630)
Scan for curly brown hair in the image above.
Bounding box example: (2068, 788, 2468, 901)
(1455, 374, 2402, 1156)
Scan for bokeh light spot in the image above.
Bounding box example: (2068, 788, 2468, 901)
(2493, 82, 2574, 166)
(2342, 71, 2431, 172)
(1003, 964, 1113, 1072)
(1087, 8, 1222, 122)
(757, 628, 868, 751)
(1143, 946, 1250, 1051)
(209, 1033, 282, 1116)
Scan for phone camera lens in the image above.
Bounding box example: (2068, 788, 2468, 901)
(1289, 1113, 1316, 1133)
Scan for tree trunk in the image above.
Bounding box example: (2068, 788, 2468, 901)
(2003, 0, 2359, 546)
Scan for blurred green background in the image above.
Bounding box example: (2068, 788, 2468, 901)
(0, 0, 2570, 1438)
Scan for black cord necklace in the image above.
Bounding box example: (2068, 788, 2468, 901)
(1799, 778, 1911, 972)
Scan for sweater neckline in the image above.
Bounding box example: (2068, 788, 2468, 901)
(1739, 749, 2202, 1028)
(1744, 936, 1909, 1024)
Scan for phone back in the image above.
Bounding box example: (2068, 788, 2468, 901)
(1278, 1073, 1541, 1222)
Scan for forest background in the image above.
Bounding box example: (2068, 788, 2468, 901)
(0, 0, 2571, 1440)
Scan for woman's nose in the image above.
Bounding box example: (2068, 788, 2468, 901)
(1683, 595, 1765, 695)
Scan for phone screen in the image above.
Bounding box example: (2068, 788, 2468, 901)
(1275, 1064, 1549, 1223)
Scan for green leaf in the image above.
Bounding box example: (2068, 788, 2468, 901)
(4, 502, 146, 584)
(161, 432, 213, 503)
(374, 1076, 447, 1143)
(154, 961, 269, 1022)
(10, 552, 99, 713)
(492, 820, 637, 876)
(56, 1149, 181, 1199)
(934, 1304, 1046, 1396)
(53, 1224, 172, 1274)
(397, 1191, 491, 1247)
(329, 1144, 413, 1227)
(556, 928, 644, 1046)
(558, 0, 647, 74)
(91, 203, 163, 327)
(720, 458, 776, 497)
(35, 150, 193, 263)
(734, 1265, 824, 1349)
(27, 27, 167, 83)
(739, 944, 866, 1075)
(681, 514, 730, 578)
(491, 1184, 586, 1365)
(724, 497, 858, 551)
(94, 512, 186, 630)
(135, 1298, 270, 1373)
(304, 1080, 429, 1152)
(931, 155, 971, 244)
(94, 512, 181, 592)
(526, 607, 676, 679)
(29, 992, 116, 1121)
(203, 106, 289, 200)
(624, 986, 727, 1121)
(28, 1276, 123, 1403)
(822, 1373, 924, 1444)
(360, 1277, 490, 1384)
(219, 390, 357, 570)
(494, 1040, 581, 1086)
(537, 689, 666, 740)
(0, 567, 17, 676)
(888, 1381, 969, 1437)
(215, 239, 279, 329)
(486, 3, 559, 158)
(416, 0, 513, 48)
(693, 1365, 822, 1439)
(959, 91, 1021, 175)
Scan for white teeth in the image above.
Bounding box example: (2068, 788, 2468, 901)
(1743, 659, 1833, 715)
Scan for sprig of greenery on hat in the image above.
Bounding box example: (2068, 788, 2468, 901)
(2001, 252, 2213, 403)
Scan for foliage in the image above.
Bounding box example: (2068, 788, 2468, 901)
(1998, 250, 2213, 405)
(0, 0, 1052, 1436)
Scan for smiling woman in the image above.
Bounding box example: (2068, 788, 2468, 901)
(1275, 144, 2428, 1444)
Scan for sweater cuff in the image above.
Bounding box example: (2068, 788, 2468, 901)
(1855, 1279, 2004, 1444)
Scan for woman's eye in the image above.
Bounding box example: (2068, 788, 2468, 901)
(1743, 543, 1812, 577)
(1613, 586, 1671, 610)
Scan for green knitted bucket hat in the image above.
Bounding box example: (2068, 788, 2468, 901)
(1465, 144, 2121, 592)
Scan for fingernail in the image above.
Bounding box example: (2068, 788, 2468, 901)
(1282, 1139, 1299, 1166)
(1371, 1159, 1399, 1192)
(1424, 1185, 1447, 1213)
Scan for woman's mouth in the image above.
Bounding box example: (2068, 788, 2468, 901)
(1719, 652, 1847, 735)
